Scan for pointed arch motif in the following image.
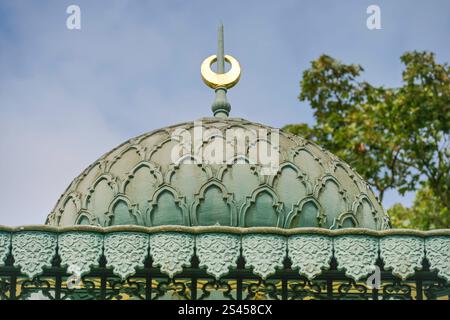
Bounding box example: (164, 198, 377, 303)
(290, 146, 326, 183)
(313, 174, 350, 205)
(57, 192, 82, 226)
(351, 194, 378, 229)
(146, 185, 189, 227)
(147, 136, 190, 172)
(75, 210, 98, 226)
(333, 212, 359, 229)
(289, 145, 326, 168)
(314, 174, 350, 228)
(125, 161, 163, 180)
(107, 195, 141, 226)
(200, 128, 230, 166)
(190, 179, 237, 226)
(84, 174, 119, 226)
(167, 153, 204, 167)
(122, 161, 164, 192)
(136, 128, 170, 146)
(147, 137, 175, 160)
(165, 160, 213, 185)
(222, 124, 258, 161)
(72, 159, 107, 192)
(216, 159, 262, 184)
(285, 196, 324, 228)
(239, 185, 284, 227)
(267, 161, 312, 194)
(220, 154, 253, 167)
(332, 162, 365, 193)
(279, 130, 306, 148)
(86, 174, 119, 204)
(106, 144, 146, 174)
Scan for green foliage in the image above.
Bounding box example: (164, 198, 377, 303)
(284, 51, 449, 229)
(388, 184, 450, 230)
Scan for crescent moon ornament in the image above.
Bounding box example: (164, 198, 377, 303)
(201, 54, 241, 89)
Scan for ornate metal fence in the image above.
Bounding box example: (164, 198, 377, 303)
(0, 226, 449, 300)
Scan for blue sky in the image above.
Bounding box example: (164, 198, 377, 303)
(0, 0, 449, 226)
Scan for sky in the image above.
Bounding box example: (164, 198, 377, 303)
(0, 0, 449, 226)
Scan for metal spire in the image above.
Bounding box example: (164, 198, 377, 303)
(201, 24, 241, 118)
(216, 23, 225, 74)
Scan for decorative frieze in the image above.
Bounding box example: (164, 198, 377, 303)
(59, 232, 103, 276)
(104, 232, 149, 279)
(334, 235, 378, 280)
(0, 232, 10, 266)
(288, 234, 332, 279)
(0, 228, 448, 285)
(11, 232, 57, 278)
(425, 237, 450, 282)
(380, 236, 424, 280)
(150, 233, 195, 278)
(242, 234, 286, 279)
(196, 233, 240, 279)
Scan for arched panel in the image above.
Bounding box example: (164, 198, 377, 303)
(317, 179, 347, 228)
(196, 185, 232, 226)
(334, 165, 360, 197)
(149, 139, 184, 173)
(202, 134, 228, 165)
(221, 164, 259, 207)
(170, 164, 209, 204)
(149, 190, 184, 226)
(341, 217, 356, 228)
(242, 190, 280, 227)
(272, 164, 308, 213)
(222, 125, 257, 162)
(109, 148, 142, 178)
(355, 198, 377, 229)
(77, 215, 92, 225)
(59, 198, 78, 226)
(110, 200, 136, 226)
(247, 138, 278, 174)
(289, 200, 320, 228)
(138, 131, 170, 150)
(87, 179, 115, 226)
(124, 165, 160, 213)
(365, 190, 385, 229)
(293, 149, 323, 182)
(76, 162, 102, 194)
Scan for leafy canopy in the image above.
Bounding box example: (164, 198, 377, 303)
(284, 51, 449, 229)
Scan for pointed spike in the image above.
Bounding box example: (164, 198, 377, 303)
(217, 24, 225, 74)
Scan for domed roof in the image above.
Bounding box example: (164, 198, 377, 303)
(46, 117, 389, 230)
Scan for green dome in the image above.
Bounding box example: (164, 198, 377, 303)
(46, 117, 389, 230)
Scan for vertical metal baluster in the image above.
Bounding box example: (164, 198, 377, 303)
(9, 274, 16, 300)
(54, 273, 62, 300)
(416, 279, 423, 300)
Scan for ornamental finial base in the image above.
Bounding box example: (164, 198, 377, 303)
(212, 88, 231, 117)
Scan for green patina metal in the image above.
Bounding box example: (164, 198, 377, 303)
(44, 26, 389, 230)
(45, 118, 389, 230)
(0, 227, 449, 281)
(0, 227, 449, 300)
(211, 24, 231, 118)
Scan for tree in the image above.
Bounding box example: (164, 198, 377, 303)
(388, 183, 449, 230)
(284, 51, 449, 228)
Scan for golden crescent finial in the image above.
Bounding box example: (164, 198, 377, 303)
(201, 54, 241, 89)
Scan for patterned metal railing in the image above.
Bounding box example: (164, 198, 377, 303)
(0, 226, 449, 300)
